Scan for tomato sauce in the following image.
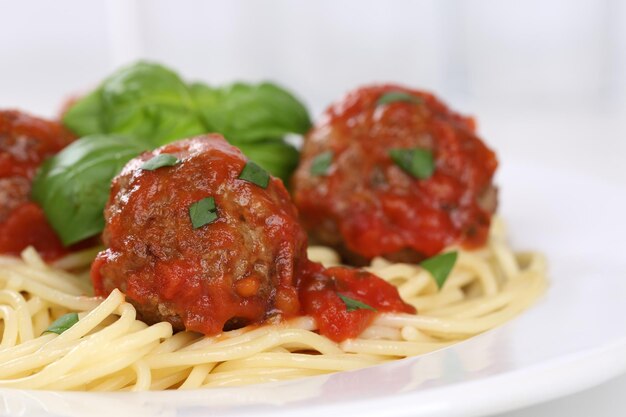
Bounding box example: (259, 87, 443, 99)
(0, 110, 74, 261)
(297, 261, 415, 342)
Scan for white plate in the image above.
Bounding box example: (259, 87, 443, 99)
(2, 159, 625, 417)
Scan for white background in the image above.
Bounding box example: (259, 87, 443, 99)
(1, 1, 625, 415)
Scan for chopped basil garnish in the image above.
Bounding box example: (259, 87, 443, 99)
(43, 312, 79, 335)
(376, 91, 423, 107)
(141, 154, 179, 171)
(389, 148, 435, 180)
(338, 294, 377, 312)
(420, 251, 458, 289)
(310, 151, 333, 176)
(189, 197, 218, 229)
(238, 161, 270, 188)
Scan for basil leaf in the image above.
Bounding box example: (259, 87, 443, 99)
(63, 62, 206, 146)
(310, 151, 334, 176)
(338, 294, 377, 312)
(420, 251, 458, 289)
(32, 135, 148, 246)
(141, 154, 179, 171)
(62, 89, 105, 137)
(377, 91, 423, 107)
(189, 197, 218, 229)
(191, 82, 311, 143)
(234, 140, 300, 183)
(100, 62, 206, 146)
(238, 161, 270, 188)
(43, 312, 79, 335)
(389, 148, 435, 180)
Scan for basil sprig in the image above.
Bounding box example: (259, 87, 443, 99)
(62, 61, 311, 182)
(189, 197, 218, 229)
(32, 135, 148, 246)
(43, 312, 79, 335)
(420, 251, 458, 289)
(389, 148, 435, 180)
(338, 294, 377, 312)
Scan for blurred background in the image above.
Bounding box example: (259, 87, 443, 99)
(2, 0, 625, 114)
(1, 0, 625, 183)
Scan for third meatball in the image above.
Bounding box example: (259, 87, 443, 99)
(292, 85, 498, 263)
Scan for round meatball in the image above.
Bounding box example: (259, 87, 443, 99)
(292, 85, 498, 263)
(0, 110, 74, 259)
(91, 135, 308, 335)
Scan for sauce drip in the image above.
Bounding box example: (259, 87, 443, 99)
(298, 261, 415, 342)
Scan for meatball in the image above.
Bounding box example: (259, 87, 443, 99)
(91, 135, 308, 335)
(292, 85, 498, 263)
(0, 110, 74, 259)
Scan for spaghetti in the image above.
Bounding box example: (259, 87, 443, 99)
(0, 218, 546, 391)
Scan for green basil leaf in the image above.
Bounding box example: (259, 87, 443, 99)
(233, 139, 300, 183)
(32, 135, 149, 246)
(191, 82, 311, 143)
(377, 91, 423, 107)
(238, 161, 270, 188)
(338, 294, 377, 312)
(189, 197, 218, 229)
(310, 151, 333, 176)
(62, 89, 105, 137)
(43, 312, 79, 335)
(100, 62, 206, 145)
(389, 148, 435, 180)
(420, 251, 458, 289)
(141, 154, 179, 171)
(63, 62, 206, 146)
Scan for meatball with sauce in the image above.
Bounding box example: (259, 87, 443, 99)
(0, 110, 75, 260)
(91, 135, 309, 335)
(292, 85, 498, 263)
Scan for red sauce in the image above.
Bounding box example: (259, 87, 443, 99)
(0, 203, 69, 261)
(0, 110, 74, 261)
(297, 261, 415, 342)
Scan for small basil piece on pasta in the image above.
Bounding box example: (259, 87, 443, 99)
(238, 161, 270, 188)
(310, 151, 334, 176)
(43, 312, 79, 335)
(189, 197, 218, 229)
(376, 91, 423, 107)
(420, 251, 458, 289)
(338, 294, 377, 312)
(389, 148, 435, 180)
(141, 154, 179, 171)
